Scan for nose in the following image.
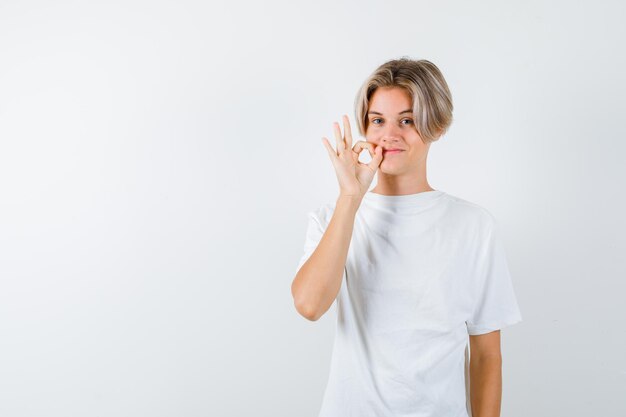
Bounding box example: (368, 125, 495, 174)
(380, 124, 402, 145)
(381, 134, 401, 146)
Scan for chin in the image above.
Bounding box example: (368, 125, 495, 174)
(378, 163, 404, 176)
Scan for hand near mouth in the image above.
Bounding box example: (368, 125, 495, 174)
(321, 114, 383, 199)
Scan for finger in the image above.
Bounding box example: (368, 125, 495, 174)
(352, 140, 374, 156)
(333, 121, 345, 152)
(368, 144, 384, 170)
(321, 137, 338, 160)
(342, 115, 353, 150)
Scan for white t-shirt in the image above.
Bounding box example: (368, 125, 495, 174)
(295, 189, 523, 417)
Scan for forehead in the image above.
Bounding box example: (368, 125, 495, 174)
(368, 87, 412, 114)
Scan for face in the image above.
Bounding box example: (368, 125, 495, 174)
(365, 86, 431, 176)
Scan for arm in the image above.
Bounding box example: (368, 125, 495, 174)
(469, 330, 503, 417)
(291, 114, 382, 321)
(290, 194, 361, 321)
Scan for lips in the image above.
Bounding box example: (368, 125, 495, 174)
(383, 149, 404, 154)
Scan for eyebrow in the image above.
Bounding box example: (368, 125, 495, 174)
(367, 109, 413, 116)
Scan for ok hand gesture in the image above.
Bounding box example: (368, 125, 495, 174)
(321, 115, 383, 199)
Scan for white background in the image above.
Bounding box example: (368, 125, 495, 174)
(1, 0, 625, 416)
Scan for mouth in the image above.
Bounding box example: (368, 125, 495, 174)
(382, 149, 404, 155)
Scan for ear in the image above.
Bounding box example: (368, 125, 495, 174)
(428, 129, 441, 142)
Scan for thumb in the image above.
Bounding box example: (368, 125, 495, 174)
(369, 145, 383, 169)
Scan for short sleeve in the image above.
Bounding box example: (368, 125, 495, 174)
(466, 217, 523, 335)
(295, 208, 347, 283)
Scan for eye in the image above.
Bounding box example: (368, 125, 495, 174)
(370, 118, 413, 126)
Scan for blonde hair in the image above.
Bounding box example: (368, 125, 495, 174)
(354, 57, 454, 143)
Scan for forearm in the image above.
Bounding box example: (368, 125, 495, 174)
(291, 194, 361, 321)
(469, 355, 502, 417)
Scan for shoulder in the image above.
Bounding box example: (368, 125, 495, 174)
(441, 192, 498, 232)
(307, 201, 337, 228)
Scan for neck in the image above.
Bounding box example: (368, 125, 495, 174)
(371, 164, 434, 195)
(371, 177, 434, 195)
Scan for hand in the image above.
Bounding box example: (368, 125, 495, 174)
(321, 115, 383, 199)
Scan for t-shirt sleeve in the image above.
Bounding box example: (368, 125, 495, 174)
(295, 211, 324, 273)
(295, 208, 347, 283)
(466, 216, 523, 335)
